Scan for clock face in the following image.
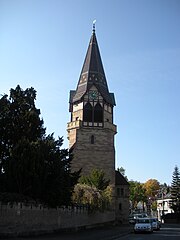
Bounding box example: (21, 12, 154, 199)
(89, 90, 98, 100)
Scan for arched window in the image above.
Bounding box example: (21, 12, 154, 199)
(83, 102, 92, 122)
(91, 135, 95, 144)
(94, 103, 103, 122)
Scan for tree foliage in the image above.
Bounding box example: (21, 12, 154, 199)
(72, 169, 112, 211)
(79, 169, 110, 191)
(170, 166, 180, 213)
(129, 181, 146, 209)
(143, 179, 160, 198)
(0, 85, 80, 207)
(72, 184, 112, 211)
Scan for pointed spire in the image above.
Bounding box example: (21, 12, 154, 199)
(72, 25, 115, 106)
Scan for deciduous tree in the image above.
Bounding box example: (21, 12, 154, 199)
(129, 181, 146, 210)
(143, 179, 160, 198)
(72, 169, 112, 211)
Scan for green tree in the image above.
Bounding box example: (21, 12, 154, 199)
(0, 85, 80, 207)
(72, 169, 112, 211)
(72, 183, 112, 212)
(0, 86, 45, 178)
(170, 166, 180, 213)
(79, 169, 110, 191)
(129, 181, 146, 210)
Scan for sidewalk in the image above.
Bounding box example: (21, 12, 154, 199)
(0, 224, 133, 239)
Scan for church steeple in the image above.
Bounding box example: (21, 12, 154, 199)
(67, 25, 117, 187)
(72, 25, 115, 106)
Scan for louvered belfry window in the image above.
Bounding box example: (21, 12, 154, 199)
(94, 103, 103, 122)
(83, 102, 103, 123)
(83, 102, 93, 122)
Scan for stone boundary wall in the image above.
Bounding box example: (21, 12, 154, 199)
(0, 203, 115, 236)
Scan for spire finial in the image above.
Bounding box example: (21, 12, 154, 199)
(92, 19, 96, 33)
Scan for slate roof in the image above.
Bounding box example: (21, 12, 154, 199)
(115, 170, 129, 186)
(70, 27, 115, 106)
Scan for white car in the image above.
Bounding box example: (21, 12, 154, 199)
(129, 213, 148, 224)
(134, 218, 153, 233)
(150, 218, 161, 230)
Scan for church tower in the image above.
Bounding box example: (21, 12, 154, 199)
(67, 25, 117, 184)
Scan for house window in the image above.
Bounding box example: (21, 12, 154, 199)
(91, 135, 95, 144)
(119, 203, 122, 210)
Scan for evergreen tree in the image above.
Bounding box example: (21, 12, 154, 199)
(0, 85, 80, 207)
(170, 166, 180, 213)
(80, 169, 110, 191)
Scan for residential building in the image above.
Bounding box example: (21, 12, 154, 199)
(157, 193, 174, 220)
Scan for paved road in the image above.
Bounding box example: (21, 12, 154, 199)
(1, 224, 180, 240)
(117, 224, 180, 240)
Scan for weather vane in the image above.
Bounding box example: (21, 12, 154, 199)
(93, 19, 96, 32)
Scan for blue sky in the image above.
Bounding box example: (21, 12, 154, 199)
(1, 0, 180, 185)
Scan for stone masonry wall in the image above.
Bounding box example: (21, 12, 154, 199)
(0, 203, 115, 236)
(71, 127, 116, 185)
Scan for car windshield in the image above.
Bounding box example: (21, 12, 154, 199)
(137, 219, 150, 223)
